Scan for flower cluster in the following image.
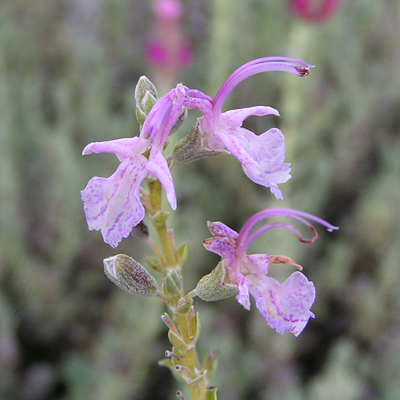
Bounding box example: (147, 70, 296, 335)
(81, 56, 338, 337)
(81, 57, 312, 247)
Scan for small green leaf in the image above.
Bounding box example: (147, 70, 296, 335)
(145, 256, 163, 272)
(177, 242, 189, 265)
(158, 358, 185, 384)
(168, 330, 189, 354)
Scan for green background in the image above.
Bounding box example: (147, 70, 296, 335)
(1, 1, 400, 399)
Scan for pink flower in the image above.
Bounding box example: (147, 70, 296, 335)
(145, 0, 193, 89)
(203, 208, 337, 336)
(81, 85, 186, 247)
(182, 57, 313, 199)
(291, 0, 341, 23)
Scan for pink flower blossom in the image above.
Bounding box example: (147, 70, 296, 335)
(203, 208, 337, 336)
(145, 0, 193, 89)
(291, 0, 341, 23)
(81, 85, 186, 247)
(183, 57, 313, 199)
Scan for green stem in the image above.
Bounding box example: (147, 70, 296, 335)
(147, 178, 176, 268)
(146, 178, 208, 399)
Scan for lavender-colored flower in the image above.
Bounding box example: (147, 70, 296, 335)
(203, 208, 337, 336)
(180, 57, 313, 199)
(81, 85, 186, 247)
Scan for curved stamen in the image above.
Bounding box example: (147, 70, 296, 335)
(212, 57, 314, 118)
(237, 208, 338, 256)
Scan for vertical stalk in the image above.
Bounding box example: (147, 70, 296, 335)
(147, 178, 208, 399)
(147, 178, 175, 267)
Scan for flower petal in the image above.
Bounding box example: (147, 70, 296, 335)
(82, 137, 149, 161)
(252, 271, 315, 336)
(246, 254, 270, 275)
(236, 273, 251, 310)
(203, 236, 237, 261)
(146, 151, 177, 210)
(240, 128, 291, 199)
(207, 221, 238, 238)
(221, 106, 279, 126)
(81, 156, 148, 247)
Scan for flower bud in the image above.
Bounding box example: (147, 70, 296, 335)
(104, 254, 158, 296)
(195, 262, 238, 302)
(135, 105, 147, 126)
(172, 120, 222, 163)
(163, 270, 183, 297)
(135, 76, 158, 107)
(140, 90, 158, 115)
(135, 76, 159, 126)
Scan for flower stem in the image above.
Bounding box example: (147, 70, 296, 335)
(146, 178, 209, 400)
(147, 178, 176, 268)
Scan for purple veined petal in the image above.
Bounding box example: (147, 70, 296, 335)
(141, 91, 174, 143)
(207, 221, 238, 238)
(240, 128, 291, 192)
(160, 83, 187, 138)
(203, 236, 237, 261)
(252, 271, 315, 336)
(81, 155, 148, 247)
(216, 108, 290, 197)
(182, 86, 213, 102)
(216, 123, 263, 175)
(142, 85, 186, 150)
(216, 123, 289, 198)
(82, 137, 149, 161)
(246, 254, 270, 275)
(236, 273, 251, 310)
(146, 151, 177, 210)
(182, 86, 214, 115)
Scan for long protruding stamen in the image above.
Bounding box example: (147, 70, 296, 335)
(244, 220, 317, 251)
(212, 57, 314, 117)
(237, 208, 338, 257)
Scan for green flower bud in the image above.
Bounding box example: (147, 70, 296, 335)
(140, 90, 158, 115)
(172, 120, 223, 163)
(163, 270, 183, 297)
(104, 254, 158, 296)
(177, 242, 188, 265)
(135, 76, 158, 107)
(135, 105, 147, 127)
(195, 262, 238, 302)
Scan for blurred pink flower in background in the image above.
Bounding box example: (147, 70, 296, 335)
(291, 0, 341, 23)
(146, 0, 193, 91)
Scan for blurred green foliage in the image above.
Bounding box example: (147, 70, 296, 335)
(1, 1, 400, 399)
